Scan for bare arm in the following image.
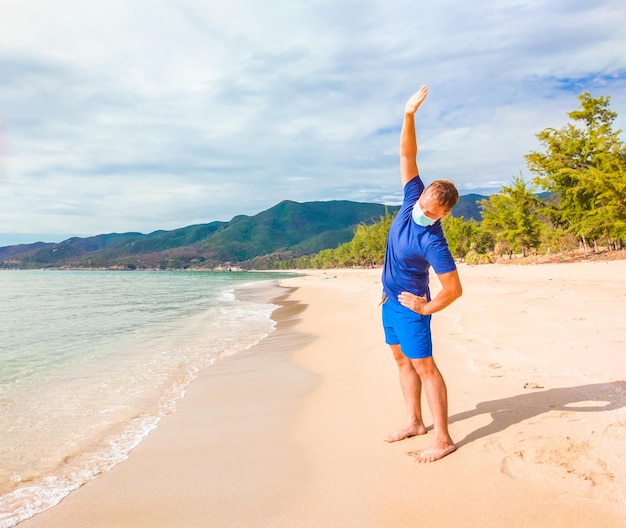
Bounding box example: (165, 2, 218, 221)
(400, 85, 428, 187)
(397, 269, 462, 315)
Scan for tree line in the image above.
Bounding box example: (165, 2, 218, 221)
(261, 92, 625, 269)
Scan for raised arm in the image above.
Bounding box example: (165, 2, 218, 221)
(400, 85, 428, 187)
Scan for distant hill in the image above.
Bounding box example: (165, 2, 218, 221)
(453, 193, 484, 221)
(0, 195, 487, 270)
(451, 192, 554, 222)
(0, 200, 397, 270)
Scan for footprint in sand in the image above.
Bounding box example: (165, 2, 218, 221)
(604, 420, 626, 440)
(500, 435, 615, 499)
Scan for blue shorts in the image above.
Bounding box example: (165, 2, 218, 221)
(382, 298, 432, 359)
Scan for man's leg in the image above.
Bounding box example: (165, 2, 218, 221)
(384, 344, 428, 442)
(411, 356, 456, 462)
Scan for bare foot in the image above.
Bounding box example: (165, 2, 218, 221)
(413, 442, 457, 462)
(384, 423, 427, 443)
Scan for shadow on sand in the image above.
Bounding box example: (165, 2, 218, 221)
(450, 381, 626, 448)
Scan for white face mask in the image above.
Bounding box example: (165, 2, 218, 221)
(412, 201, 436, 227)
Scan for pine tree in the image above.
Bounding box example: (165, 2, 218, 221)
(480, 175, 543, 257)
(525, 92, 626, 251)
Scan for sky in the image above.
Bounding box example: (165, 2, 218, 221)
(1, 0, 625, 247)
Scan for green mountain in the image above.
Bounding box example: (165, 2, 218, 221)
(0, 195, 487, 270)
(453, 194, 484, 221)
(0, 200, 398, 270)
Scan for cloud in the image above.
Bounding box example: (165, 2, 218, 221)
(0, 0, 625, 245)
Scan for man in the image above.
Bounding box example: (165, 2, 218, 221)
(381, 85, 463, 463)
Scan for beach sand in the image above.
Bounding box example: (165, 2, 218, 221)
(18, 261, 626, 527)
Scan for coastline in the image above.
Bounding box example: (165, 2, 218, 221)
(16, 279, 317, 528)
(18, 262, 626, 527)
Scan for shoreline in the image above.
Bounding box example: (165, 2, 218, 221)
(17, 263, 626, 527)
(16, 279, 316, 528)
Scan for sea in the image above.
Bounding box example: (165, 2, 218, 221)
(0, 269, 291, 528)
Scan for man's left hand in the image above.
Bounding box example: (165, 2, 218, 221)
(398, 291, 428, 315)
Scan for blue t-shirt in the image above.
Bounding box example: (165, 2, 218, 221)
(382, 175, 456, 302)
